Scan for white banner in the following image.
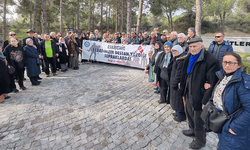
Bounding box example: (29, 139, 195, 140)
(82, 41, 152, 69)
(202, 37, 250, 53)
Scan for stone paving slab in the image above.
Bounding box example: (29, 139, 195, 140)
(0, 63, 218, 150)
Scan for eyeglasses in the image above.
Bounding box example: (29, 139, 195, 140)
(10, 34, 16, 36)
(222, 61, 238, 66)
(215, 36, 222, 38)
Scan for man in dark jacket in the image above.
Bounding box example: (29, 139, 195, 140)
(2, 31, 18, 51)
(177, 33, 189, 53)
(129, 31, 140, 45)
(207, 32, 233, 66)
(180, 37, 220, 149)
(187, 27, 197, 42)
(142, 32, 160, 46)
(170, 31, 178, 46)
(41, 34, 59, 77)
(22, 29, 41, 53)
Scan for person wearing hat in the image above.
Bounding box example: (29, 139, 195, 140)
(169, 45, 187, 122)
(179, 37, 220, 149)
(154, 41, 172, 102)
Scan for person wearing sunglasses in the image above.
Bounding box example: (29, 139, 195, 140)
(2, 31, 18, 51)
(208, 32, 233, 67)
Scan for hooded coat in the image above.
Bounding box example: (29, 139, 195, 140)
(24, 45, 41, 77)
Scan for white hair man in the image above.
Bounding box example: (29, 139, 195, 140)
(177, 33, 189, 52)
(170, 31, 178, 46)
(163, 30, 168, 36)
(180, 37, 220, 149)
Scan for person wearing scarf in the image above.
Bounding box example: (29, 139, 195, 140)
(180, 37, 220, 149)
(169, 45, 187, 122)
(59, 37, 68, 72)
(152, 41, 163, 93)
(154, 41, 173, 104)
(24, 38, 42, 86)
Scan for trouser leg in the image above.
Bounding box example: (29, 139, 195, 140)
(44, 59, 50, 75)
(9, 74, 16, 90)
(159, 78, 167, 102)
(49, 58, 56, 73)
(29, 76, 38, 85)
(16, 69, 24, 88)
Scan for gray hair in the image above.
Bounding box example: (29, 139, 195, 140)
(163, 30, 168, 33)
(188, 27, 196, 34)
(171, 31, 178, 36)
(50, 32, 56, 36)
(90, 34, 95, 38)
(144, 32, 148, 35)
(154, 28, 159, 30)
(178, 33, 186, 39)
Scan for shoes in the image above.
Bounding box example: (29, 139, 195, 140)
(20, 86, 27, 90)
(189, 139, 205, 149)
(154, 90, 160, 94)
(37, 76, 42, 80)
(158, 100, 166, 104)
(151, 83, 156, 86)
(37, 81, 41, 84)
(32, 82, 40, 86)
(182, 130, 195, 137)
(174, 116, 186, 122)
(154, 87, 158, 90)
(13, 88, 19, 93)
(5, 96, 11, 99)
(73, 67, 79, 70)
(46, 74, 49, 77)
(53, 73, 57, 76)
(23, 77, 26, 81)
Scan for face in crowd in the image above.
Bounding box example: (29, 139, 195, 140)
(215, 33, 225, 44)
(172, 49, 179, 57)
(170, 32, 177, 41)
(189, 42, 202, 55)
(10, 38, 18, 47)
(45, 34, 51, 41)
(166, 35, 171, 42)
(148, 50, 153, 58)
(178, 34, 185, 44)
(155, 43, 160, 49)
(27, 40, 33, 46)
(151, 32, 155, 38)
(131, 32, 135, 37)
(8, 32, 17, 39)
(144, 33, 149, 38)
(28, 32, 35, 38)
(95, 30, 99, 35)
(188, 29, 194, 38)
(164, 45, 171, 53)
(222, 54, 241, 74)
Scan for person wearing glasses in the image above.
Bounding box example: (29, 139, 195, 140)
(2, 31, 18, 51)
(208, 32, 233, 67)
(205, 52, 250, 150)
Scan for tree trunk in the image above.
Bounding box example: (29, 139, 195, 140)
(170, 12, 173, 31)
(126, 0, 132, 33)
(77, 0, 80, 30)
(195, 0, 202, 36)
(115, 1, 118, 32)
(100, 1, 103, 34)
(120, 0, 124, 32)
(3, 0, 7, 41)
(92, 1, 95, 30)
(107, 6, 110, 31)
(220, 12, 226, 33)
(136, 0, 143, 33)
(48, 22, 50, 33)
(214, 10, 217, 22)
(32, 0, 37, 31)
(41, 0, 47, 34)
(60, 0, 63, 34)
(106, 5, 108, 31)
(88, 0, 91, 31)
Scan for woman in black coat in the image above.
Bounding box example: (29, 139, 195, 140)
(4, 37, 26, 91)
(0, 52, 11, 103)
(154, 42, 173, 104)
(169, 45, 187, 122)
(58, 37, 68, 72)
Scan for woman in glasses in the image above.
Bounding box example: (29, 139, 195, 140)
(207, 52, 250, 150)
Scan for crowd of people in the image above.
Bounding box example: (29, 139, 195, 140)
(0, 27, 250, 150)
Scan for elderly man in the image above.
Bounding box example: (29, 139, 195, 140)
(2, 31, 18, 50)
(179, 37, 220, 149)
(143, 32, 150, 43)
(170, 31, 178, 46)
(142, 32, 160, 46)
(177, 33, 189, 52)
(41, 34, 59, 77)
(187, 27, 197, 42)
(94, 29, 99, 40)
(154, 27, 161, 37)
(129, 31, 140, 45)
(208, 32, 233, 66)
(163, 30, 168, 36)
(23, 29, 41, 53)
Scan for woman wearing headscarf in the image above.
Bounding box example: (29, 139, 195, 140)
(4, 37, 26, 91)
(169, 45, 187, 122)
(154, 42, 173, 104)
(59, 37, 68, 72)
(24, 38, 42, 86)
(68, 34, 79, 70)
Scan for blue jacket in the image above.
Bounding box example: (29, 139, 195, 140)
(24, 45, 41, 77)
(207, 41, 233, 65)
(129, 36, 140, 44)
(216, 68, 250, 150)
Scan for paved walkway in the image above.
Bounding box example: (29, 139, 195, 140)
(0, 63, 218, 150)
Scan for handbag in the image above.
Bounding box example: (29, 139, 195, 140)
(200, 100, 242, 133)
(7, 65, 15, 74)
(36, 58, 42, 65)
